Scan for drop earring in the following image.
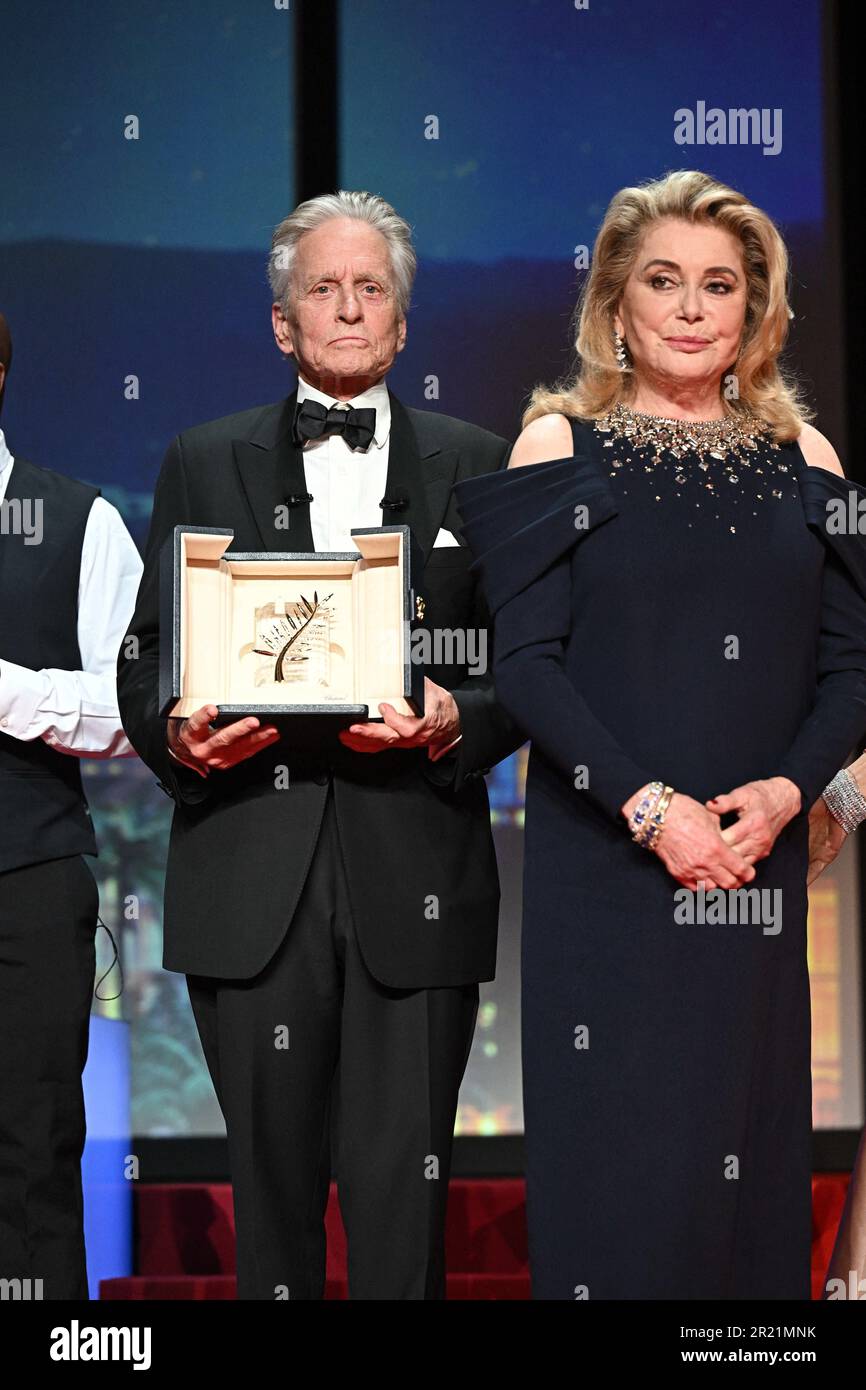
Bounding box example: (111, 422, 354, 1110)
(613, 331, 629, 371)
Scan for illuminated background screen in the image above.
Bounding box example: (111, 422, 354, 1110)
(1, 0, 861, 1141)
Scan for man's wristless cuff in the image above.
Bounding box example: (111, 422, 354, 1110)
(628, 781, 674, 850)
(823, 768, 866, 834)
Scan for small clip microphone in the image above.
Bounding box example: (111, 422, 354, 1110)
(380, 494, 409, 512)
(285, 492, 314, 508)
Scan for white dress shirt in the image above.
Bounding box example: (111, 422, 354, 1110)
(0, 428, 143, 758)
(296, 374, 461, 548)
(296, 374, 392, 551)
(294, 375, 461, 762)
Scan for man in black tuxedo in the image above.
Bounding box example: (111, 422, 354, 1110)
(117, 192, 522, 1299)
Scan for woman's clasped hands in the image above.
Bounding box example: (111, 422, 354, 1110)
(623, 777, 802, 891)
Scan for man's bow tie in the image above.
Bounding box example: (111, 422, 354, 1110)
(292, 398, 377, 451)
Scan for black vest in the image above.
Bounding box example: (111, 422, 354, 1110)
(0, 455, 101, 873)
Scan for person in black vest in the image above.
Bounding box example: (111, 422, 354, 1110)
(116, 192, 523, 1299)
(0, 312, 143, 1299)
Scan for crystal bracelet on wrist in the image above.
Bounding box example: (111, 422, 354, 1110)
(628, 781, 662, 842)
(640, 784, 675, 851)
(629, 781, 674, 848)
(822, 767, 866, 834)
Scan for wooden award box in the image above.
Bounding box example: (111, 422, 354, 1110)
(158, 524, 424, 730)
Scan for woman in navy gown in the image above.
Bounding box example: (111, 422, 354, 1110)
(455, 170, 866, 1299)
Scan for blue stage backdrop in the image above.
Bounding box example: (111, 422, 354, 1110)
(1, 0, 860, 1140)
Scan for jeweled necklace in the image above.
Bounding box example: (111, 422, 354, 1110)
(593, 402, 778, 466)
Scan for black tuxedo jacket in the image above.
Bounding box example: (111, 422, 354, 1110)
(116, 388, 524, 986)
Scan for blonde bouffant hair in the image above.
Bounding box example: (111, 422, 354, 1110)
(523, 169, 811, 441)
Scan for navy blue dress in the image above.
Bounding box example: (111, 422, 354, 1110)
(454, 413, 866, 1300)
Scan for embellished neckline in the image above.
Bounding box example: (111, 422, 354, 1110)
(588, 402, 792, 533)
(620, 405, 734, 425)
(593, 401, 776, 466)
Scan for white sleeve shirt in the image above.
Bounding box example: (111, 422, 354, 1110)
(0, 429, 143, 758)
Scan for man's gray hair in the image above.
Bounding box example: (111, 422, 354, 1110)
(268, 191, 417, 318)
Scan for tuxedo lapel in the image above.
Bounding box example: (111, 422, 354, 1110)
(386, 390, 459, 561)
(232, 385, 460, 560)
(233, 390, 315, 552)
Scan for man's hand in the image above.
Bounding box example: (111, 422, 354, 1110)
(807, 794, 848, 884)
(707, 776, 801, 866)
(337, 677, 460, 756)
(621, 786, 756, 890)
(167, 704, 281, 776)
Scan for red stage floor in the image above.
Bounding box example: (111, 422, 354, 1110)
(100, 1174, 851, 1300)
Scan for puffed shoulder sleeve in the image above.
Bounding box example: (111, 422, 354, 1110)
(453, 453, 656, 824)
(771, 465, 866, 809)
(454, 455, 618, 613)
(798, 466, 866, 594)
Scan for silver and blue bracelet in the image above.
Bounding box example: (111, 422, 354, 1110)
(628, 781, 675, 850)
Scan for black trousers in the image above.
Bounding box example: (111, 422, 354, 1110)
(187, 782, 479, 1300)
(0, 854, 98, 1300)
